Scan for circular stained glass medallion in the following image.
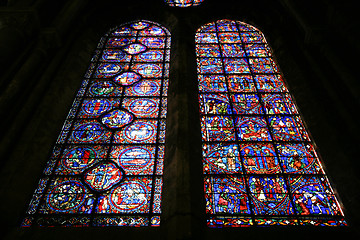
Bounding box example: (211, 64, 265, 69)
(73, 122, 104, 143)
(117, 147, 153, 173)
(102, 49, 127, 61)
(47, 180, 86, 212)
(83, 99, 112, 116)
(113, 72, 141, 86)
(89, 81, 116, 96)
(124, 121, 156, 143)
(143, 26, 165, 36)
(98, 63, 122, 76)
(109, 181, 148, 212)
(132, 80, 161, 96)
(138, 50, 163, 61)
(101, 109, 134, 129)
(123, 43, 147, 55)
(141, 37, 165, 48)
(108, 37, 133, 47)
(132, 63, 162, 78)
(127, 98, 158, 117)
(83, 162, 124, 192)
(62, 146, 97, 171)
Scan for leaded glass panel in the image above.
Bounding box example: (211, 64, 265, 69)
(196, 19, 347, 227)
(22, 20, 170, 227)
(165, 0, 204, 7)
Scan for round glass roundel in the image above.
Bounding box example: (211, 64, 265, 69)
(89, 81, 116, 96)
(124, 121, 156, 143)
(113, 72, 141, 86)
(122, 43, 147, 55)
(62, 146, 97, 171)
(101, 109, 134, 129)
(83, 162, 124, 192)
(72, 122, 104, 143)
(47, 180, 86, 212)
(109, 181, 148, 212)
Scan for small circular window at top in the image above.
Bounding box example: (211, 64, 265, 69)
(165, 0, 204, 7)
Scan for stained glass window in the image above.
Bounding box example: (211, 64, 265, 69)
(165, 0, 204, 7)
(22, 20, 170, 227)
(196, 19, 347, 227)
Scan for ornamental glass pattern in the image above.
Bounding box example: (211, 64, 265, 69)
(22, 20, 170, 227)
(165, 0, 204, 7)
(196, 19, 347, 227)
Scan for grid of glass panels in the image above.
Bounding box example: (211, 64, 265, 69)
(196, 19, 347, 227)
(22, 20, 170, 227)
(165, 0, 204, 7)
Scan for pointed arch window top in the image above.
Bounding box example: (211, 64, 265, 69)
(165, 0, 204, 7)
(196, 19, 347, 227)
(22, 20, 170, 227)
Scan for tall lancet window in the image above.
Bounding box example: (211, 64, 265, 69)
(165, 0, 204, 7)
(22, 20, 170, 227)
(196, 19, 347, 227)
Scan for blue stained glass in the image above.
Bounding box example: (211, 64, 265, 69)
(205, 176, 251, 214)
(198, 75, 228, 92)
(102, 49, 130, 62)
(196, 44, 221, 57)
(107, 37, 136, 47)
(223, 58, 250, 74)
(203, 143, 242, 174)
(227, 75, 257, 92)
(218, 32, 242, 43)
(125, 79, 163, 96)
(132, 63, 163, 78)
(241, 143, 281, 174)
(165, 0, 204, 7)
(199, 93, 232, 115)
(198, 58, 223, 74)
(221, 44, 246, 57)
(196, 19, 346, 227)
(138, 37, 166, 48)
(235, 116, 272, 141)
(201, 116, 236, 142)
(22, 20, 170, 227)
(231, 93, 263, 114)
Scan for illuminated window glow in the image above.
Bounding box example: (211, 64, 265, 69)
(22, 20, 170, 227)
(196, 19, 347, 227)
(165, 0, 204, 7)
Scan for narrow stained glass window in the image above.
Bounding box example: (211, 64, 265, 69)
(196, 19, 347, 227)
(165, 0, 204, 7)
(22, 20, 170, 227)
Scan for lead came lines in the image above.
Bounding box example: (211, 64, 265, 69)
(196, 19, 346, 227)
(22, 20, 170, 227)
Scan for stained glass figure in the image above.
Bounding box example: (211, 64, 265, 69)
(22, 20, 170, 227)
(196, 19, 346, 227)
(165, 0, 204, 7)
